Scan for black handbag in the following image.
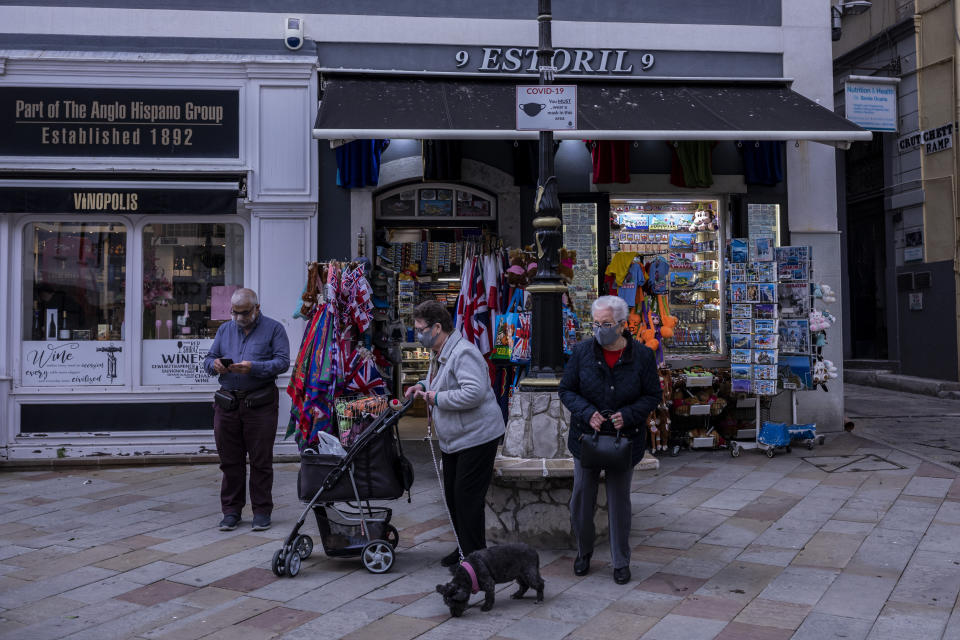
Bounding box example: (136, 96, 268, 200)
(580, 430, 633, 472)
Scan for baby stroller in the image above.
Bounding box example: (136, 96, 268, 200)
(271, 397, 415, 578)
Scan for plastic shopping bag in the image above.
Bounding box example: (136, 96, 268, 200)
(492, 289, 524, 361)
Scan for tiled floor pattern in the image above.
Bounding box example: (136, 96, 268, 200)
(0, 433, 958, 639)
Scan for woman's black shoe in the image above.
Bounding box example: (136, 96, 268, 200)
(574, 552, 592, 576)
(440, 549, 461, 567)
(613, 567, 631, 584)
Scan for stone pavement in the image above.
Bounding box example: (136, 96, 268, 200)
(846, 382, 960, 468)
(2, 429, 960, 639)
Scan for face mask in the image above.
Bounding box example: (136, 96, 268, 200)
(595, 324, 621, 346)
(417, 326, 437, 348)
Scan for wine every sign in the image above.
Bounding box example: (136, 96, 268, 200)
(21, 341, 124, 386)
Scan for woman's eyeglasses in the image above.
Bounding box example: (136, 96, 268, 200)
(591, 321, 622, 330)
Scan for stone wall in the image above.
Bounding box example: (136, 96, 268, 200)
(485, 475, 607, 549)
(502, 390, 571, 459)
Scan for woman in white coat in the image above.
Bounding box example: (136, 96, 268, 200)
(405, 300, 505, 566)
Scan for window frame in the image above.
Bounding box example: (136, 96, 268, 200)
(374, 182, 497, 221)
(15, 215, 134, 392)
(12, 212, 250, 393)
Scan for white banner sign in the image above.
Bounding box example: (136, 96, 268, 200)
(897, 131, 922, 153)
(21, 341, 124, 386)
(142, 339, 217, 385)
(516, 85, 577, 131)
(845, 80, 898, 132)
(923, 123, 953, 155)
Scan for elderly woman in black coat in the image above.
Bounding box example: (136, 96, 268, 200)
(558, 295, 661, 585)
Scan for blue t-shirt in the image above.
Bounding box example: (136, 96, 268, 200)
(617, 262, 645, 307)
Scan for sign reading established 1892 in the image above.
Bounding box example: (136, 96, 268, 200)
(1, 87, 239, 158)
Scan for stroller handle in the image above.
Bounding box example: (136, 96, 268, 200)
(390, 397, 415, 412)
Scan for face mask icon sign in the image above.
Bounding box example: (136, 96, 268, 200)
(519, 102, 546, 117)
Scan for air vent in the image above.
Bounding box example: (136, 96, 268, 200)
(896, 273, 915, 291)
(915, 271, 932, 289)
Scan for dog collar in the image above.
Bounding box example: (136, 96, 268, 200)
(460, 560, 480, 594)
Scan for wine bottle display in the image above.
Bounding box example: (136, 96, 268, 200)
(59, 310, 70, 340)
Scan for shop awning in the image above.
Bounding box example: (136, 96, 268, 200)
(313, 75, 871, 146)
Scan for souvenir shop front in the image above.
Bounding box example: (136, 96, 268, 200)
(313, 73, 870, 439)
(0, 47, 319, 459)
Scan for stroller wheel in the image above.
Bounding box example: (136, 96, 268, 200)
(271, 549, 286, 577)
(294, 534, 314, 559)
(731, 445, 740, 458)
(807, 441, 815, 450)
(362, 540, 395, 574)
(670, 445, 680, 457)
(765, 448, 775, 458)
(285, 548, 302, 577)
(384, 525, 400, 549)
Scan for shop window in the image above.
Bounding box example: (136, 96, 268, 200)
(141, 223, 243, 385)
(21, 221, 127, 387)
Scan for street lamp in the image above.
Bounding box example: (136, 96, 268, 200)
(832, 1, 873, 41)
(519, 0, 566, 391)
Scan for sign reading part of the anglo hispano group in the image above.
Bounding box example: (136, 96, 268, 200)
(1, 87, 239, 157)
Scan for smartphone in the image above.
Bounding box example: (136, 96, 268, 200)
(220, 358, 234, 367)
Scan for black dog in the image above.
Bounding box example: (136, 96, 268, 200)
(435, 543, 545, 617)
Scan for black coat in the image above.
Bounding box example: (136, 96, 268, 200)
(558, 333, 661, 466)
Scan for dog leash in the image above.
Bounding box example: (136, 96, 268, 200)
(424, 403, 465, 565)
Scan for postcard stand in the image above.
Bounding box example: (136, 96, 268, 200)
(729, 244, 826, 457)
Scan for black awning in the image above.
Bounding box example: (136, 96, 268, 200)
(314, 75, 870, 144)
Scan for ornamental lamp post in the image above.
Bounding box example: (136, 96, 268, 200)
(519, 0, 566, 391)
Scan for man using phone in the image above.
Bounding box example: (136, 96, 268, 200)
(204, 288, 290, 532)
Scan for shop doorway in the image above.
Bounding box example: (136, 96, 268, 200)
(847, 197, 888, 359)
(844, 134, 887, 360)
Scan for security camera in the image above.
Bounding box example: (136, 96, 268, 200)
(284, 16, 303, 51)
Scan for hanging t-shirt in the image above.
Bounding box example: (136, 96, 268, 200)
(740, 140, 784, 185)
(669, 141, 717, 188)
(422, 140, 463, 180)
(617, 262, 645, 307)
(335, 139, 390, 188)
(604, 251, 639, 285)
(588, 140, 631, 184)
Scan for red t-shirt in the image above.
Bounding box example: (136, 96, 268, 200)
(603, 348, 624, 368)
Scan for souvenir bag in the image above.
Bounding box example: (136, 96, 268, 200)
(492, 288, 524, 361)
(511, 294, 532, 364)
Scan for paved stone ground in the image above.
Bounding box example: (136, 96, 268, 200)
(847, 382, 960, 467)
(2, 410, 960, 638)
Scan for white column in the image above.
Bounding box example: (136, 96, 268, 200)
(782, 0, 847, 430)
(0, 213, 11, 456)
(247, 202, 317, 441)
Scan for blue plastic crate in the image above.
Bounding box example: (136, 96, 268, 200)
(759, 421, 791, 448)
(788, 423, 817, 441)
